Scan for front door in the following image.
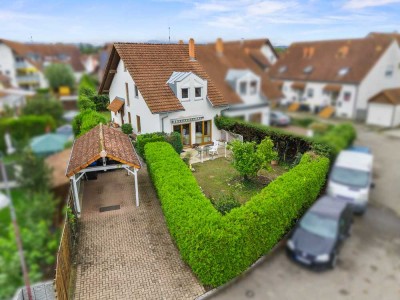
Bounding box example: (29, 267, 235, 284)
(173, 123, 191, 146)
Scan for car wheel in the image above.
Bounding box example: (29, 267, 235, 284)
(330, 253, 338, 269)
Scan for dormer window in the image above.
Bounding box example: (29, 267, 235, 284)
(279, 66, 287, 73)
(303, 66, 313, 74)
(240, 82, 247, 95)
(250, 81, 257, 95)
(338, 67, 349, 76)
(195, 87, 202, 98)
(181, 88, 189, 99)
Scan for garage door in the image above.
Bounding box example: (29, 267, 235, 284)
(366, 103, 393, 127)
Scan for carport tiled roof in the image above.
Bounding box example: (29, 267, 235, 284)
(99, 42, 227, 113)
(66, 124, 140, 177)
(369, 88, 400, 105)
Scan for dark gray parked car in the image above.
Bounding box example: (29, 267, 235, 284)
(286, 196, 353, 270)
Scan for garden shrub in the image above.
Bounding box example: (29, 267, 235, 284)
(212, 194, 241, 215)
(291, 117, 316, 128)
(215, 115, 355, 161)
(72, 110, 107, 136)
(0, 115, 56, 151)
(136, 132, 183, 158)
(121, 124, 133, 134)
(145, 142, 329, 287)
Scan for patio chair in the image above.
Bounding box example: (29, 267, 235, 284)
(209, 143, 219, 159)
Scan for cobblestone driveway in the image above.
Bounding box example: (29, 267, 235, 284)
(74, 168, 205, 300)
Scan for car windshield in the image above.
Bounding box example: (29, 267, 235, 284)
(331, 166, 369, 188)
(300, 212, 338, 239)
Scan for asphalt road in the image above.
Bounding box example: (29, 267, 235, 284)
(207, 127, 400, 300)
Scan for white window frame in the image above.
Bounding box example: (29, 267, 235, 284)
(194, 87, 203, 100)
(134, 84, 139, 98)
(181, 87, 190, 101)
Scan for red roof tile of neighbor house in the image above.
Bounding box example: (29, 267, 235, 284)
(196, 39, 283, 105)
(0, 39, 85, 72)
(99, 42, 227, 113)
(107, 97, 125, 112)
(65, 124, 141, 177)
(269, 37, 393, 84)
(369, 88, 400, 105)
(367, 32, 400, 44)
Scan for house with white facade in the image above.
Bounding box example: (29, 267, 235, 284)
(196, 38, 282, 125)
(367, 88, 400, 127)
(0, 39, 85, 90)
(269, 34, 400, 121)
(98, 39, 228, 147)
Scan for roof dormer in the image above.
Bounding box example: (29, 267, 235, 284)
(225, 69, 261, 96)
(167, 71, 207, 102)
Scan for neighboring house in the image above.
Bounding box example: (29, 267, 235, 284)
(269, 35, 400, 121)
(196, 38, 282, 125)
(99, 39, 228, 147)
(0, 88, 35, 116)
(367, 88, 400, 127)
(98, 43, 113, 82)
(81, 53, 99, 74)
(0, 39, 85, 90)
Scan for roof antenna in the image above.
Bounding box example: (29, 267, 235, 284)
(168, 26, 171, 43)
(30, 35, 33, 43)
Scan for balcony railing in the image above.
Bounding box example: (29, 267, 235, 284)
(15, 61, 29, 69)
(17, 74, 40, 84)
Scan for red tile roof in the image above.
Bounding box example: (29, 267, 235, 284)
(65, 124, 141, 177)
(196, 39, 283, 105)
(99, 43, 227, 113)
(0, 39, 85, 72)
(269, 37, 392, 84)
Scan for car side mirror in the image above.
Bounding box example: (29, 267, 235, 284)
(370, 182, 375, 189)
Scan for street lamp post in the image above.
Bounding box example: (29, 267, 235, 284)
(0, 155, 33, 300)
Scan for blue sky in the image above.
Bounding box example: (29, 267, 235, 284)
(0, 0, 399, 45)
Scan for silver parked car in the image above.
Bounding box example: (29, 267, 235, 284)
(270, 111, 291, 126)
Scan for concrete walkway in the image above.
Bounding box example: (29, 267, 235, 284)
(74, 169, 204, 300)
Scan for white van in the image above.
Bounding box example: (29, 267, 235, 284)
(327, 150, 374, 214)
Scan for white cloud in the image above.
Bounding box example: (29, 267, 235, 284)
(343, 0, 400, 9)
(247, 1, 294, 16)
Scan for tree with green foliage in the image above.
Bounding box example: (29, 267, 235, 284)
(16, 151, 52, 196)
(72, 110, 107, 136)
(79, 74, 97, 90)
(230, 137, 277, 180)
(44, 63, 75, 92)
(22, 97, 64, 124)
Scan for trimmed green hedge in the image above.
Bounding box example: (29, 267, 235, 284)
(136, 132, 183, 158)
(0, 115, 56, 151)
(145, 142, 329, 286)
(215, 116, 356, 161)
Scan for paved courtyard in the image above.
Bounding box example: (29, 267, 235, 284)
(73, 168, 205, 300)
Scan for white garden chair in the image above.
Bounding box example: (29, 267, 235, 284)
(209, 140, 219, 159)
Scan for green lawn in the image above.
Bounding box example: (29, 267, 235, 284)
(192, 158, 287, 204)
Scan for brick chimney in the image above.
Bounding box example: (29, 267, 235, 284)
(189, 38, 195, 60)
(216, 38, 223, 56)
(178, 40, 184, 44)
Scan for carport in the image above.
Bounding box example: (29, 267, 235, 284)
(65, 124, 141, 216)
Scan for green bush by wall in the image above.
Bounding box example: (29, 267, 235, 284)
(136, 132, 183, 158)
(145, 142, 329, 287)
(0, 115, 56, 151)
(215, 116, 355, 161)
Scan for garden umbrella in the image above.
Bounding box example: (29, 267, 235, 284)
(30, 133, 69, 157)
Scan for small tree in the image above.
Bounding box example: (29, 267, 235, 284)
(230, 137, 277, 180)
(44, 63, 75, 92)
(17, 151, 52, 196)
(121, 124, 133, 134)
(22, 96, 64, 124)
